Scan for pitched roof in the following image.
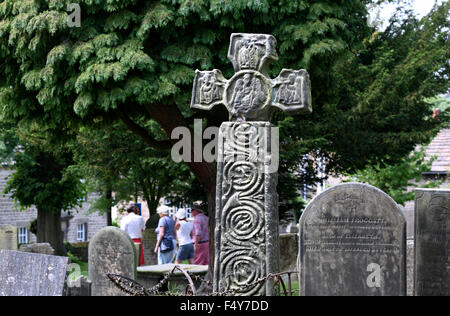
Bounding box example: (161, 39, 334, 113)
(425, 127, 450, 172)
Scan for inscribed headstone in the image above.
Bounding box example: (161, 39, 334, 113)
(299, 183, 406, 296)
(0, 250, 69, 296)
(414, 189, 450, 296)
(89, 227, 137, 296)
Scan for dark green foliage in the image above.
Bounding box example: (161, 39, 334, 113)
(71, 121, 199, 215)
(0, 0, 448, 221)
(347, 147, 440, 205)
(3, 142, 84, 214)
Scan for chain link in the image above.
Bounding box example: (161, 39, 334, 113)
(108, 266, 298, 296)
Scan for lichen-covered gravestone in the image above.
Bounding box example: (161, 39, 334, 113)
(191, 33, 312, 295)
(299, 183, 406, 296)
(0, 250, 69, 296)
(89, 227, 137, 296)
(0, 225, 18, 251)
(414, 189, 450, 296)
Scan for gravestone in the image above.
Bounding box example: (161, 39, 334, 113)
(299, 183, 406, 296)
(406, 239, 414, 296)
(89, 227, 137, 296)
(0, 225, 18, 250)
(0, 250, 69, 296)
(414, 189, 450, 296)
(66, 276, 91, 297)
(142, 229, 158, 265)
(19, 243, 55, 255)
(191, 33, 312, 296)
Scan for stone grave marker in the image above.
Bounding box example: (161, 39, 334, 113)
(0, 250, 69, 296)
(0, 225, 18, 251)
(142, 229, 158, 266)
(89, 226, 137, 296)
(299, 183, 407, 296)
(19, 243, 55, 255)
(414, 188, 450, 296)
(191, 33, 312, 296)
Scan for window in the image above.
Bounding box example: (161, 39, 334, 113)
(76, 223, 87, 242)
(18, 227, 28, 244)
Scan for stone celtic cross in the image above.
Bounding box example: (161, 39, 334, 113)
(191, 33, 312, 121)
(190, 33, 312, 296)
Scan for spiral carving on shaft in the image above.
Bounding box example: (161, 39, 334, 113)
(218, 122, 266, 295)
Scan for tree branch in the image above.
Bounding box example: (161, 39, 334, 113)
(116, 109, 172, 151)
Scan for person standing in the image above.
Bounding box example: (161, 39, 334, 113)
(191, 204, 209, 265)
(120, 205, 145, 266)
(154, 207, 177, 264)
(175, 209, 194, 264)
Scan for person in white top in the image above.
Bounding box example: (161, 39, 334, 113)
(175, 209, 194, 264)
(121, 205, 145, 265)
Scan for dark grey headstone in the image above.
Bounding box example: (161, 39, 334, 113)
(0, 250, 69, 296)
(66, 276, 91, 297)
(414, 189, 450, 296)
(88, 227, 137, 296)
(299, 183, 406, 296)
(142, 230, 157, 266)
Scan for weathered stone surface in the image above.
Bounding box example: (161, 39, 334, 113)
(279, 233, 298, 282)
(407, 239, 414, 296)
(66, 276, 91, 297)
(0, 250, 69, 296)
(19, 243, 55, 255)
(414, 189, 450, 296)
(142, 229, 157, 266)
(88, 227, 137, 296)
(191, 33, 312, 296)
(0, 225, 18, 250)
(214, 122, 279, 296)
(299, 183, 406, 296)
(191, 34, 311, 122)
(137, 264, 208, 293)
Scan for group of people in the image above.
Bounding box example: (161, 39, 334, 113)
(120, 204, 209, 267)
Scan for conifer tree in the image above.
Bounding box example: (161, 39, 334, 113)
(0, 1, 448, 272)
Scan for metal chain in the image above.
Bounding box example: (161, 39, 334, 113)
(108, 266, 298, 296)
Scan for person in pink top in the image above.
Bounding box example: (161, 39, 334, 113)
(191, 204, 210, 265)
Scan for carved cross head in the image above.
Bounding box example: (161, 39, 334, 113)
(191, 33, 312, 121)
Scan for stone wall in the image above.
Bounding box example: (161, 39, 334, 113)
(0, 168, 38, 243)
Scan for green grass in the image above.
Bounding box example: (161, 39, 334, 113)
(280, 280, 299, 296)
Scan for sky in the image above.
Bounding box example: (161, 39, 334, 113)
(370, 0, 446, 30)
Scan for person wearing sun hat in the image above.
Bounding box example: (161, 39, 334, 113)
(154, 205, 176, 264)
(174, 208, 194, 264)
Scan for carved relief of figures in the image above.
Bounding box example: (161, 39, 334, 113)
(199, 73, 219, 104)
(237, 39, 263, 70)
(276, 73, 305, 105)
(230, 73, 266, 114)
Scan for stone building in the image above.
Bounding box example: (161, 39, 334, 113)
(0, 167, 108, 246)
(403, 126, 450, 238)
